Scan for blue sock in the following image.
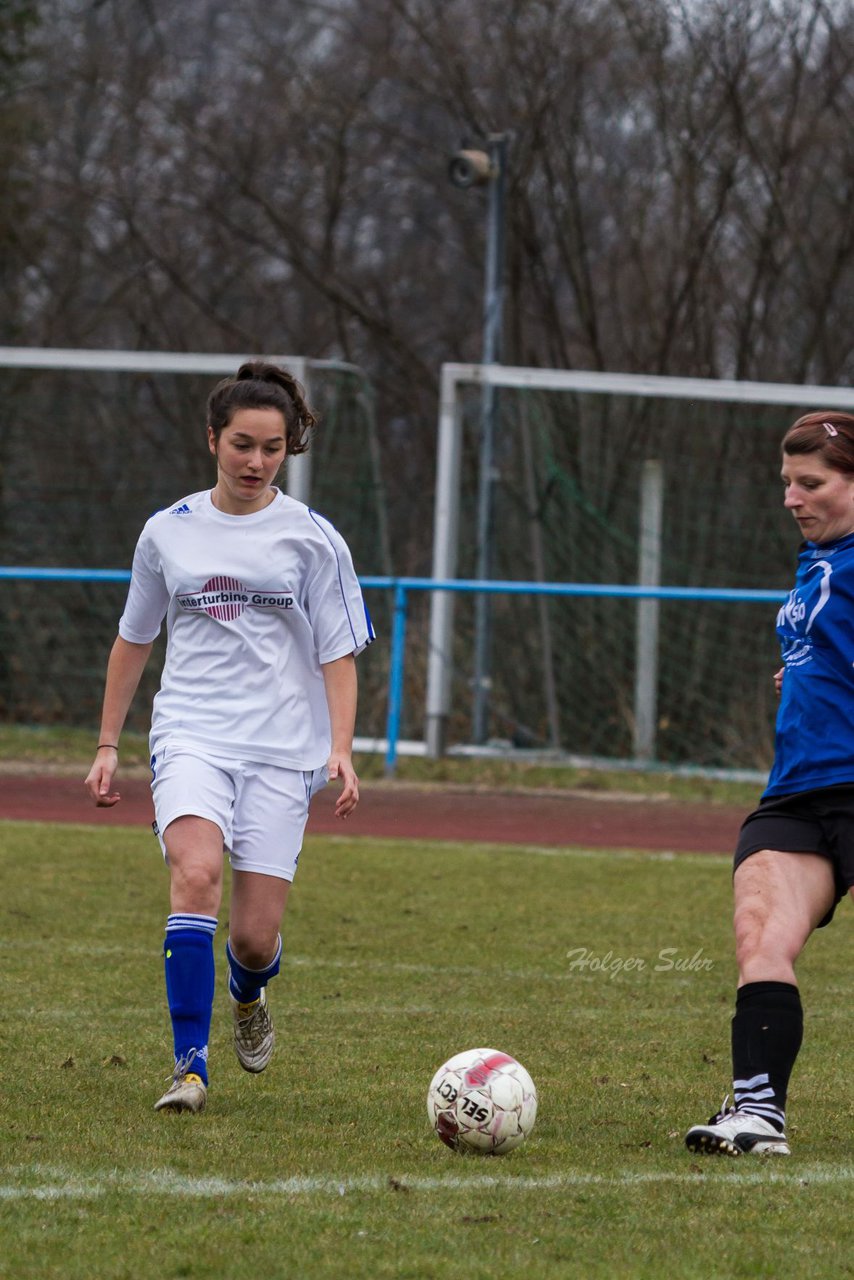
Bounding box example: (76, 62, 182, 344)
(226, 935, 282, 1003)
(164, 914, 218, 1085)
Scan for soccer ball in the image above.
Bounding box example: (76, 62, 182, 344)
(426, 1047, 538, 1154)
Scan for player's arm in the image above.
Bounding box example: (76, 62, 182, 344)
(321, 653, 359, 818)
(84, 636, 153, 807)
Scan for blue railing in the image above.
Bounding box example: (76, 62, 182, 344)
(358, 577, 787, 772)
(0, 568, 787, 773)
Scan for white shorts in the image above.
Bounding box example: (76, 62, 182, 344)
(150, 743, 328, 882)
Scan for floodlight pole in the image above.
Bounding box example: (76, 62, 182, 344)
(471, 132, 508, 745)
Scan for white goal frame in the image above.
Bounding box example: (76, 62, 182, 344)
(425, 362, 854, 757)
(0, 346, 366, 506)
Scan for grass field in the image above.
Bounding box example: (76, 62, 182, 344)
(1, 819, 852, 1280)
(0, 722, 763, 804)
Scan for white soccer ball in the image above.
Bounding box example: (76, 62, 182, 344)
(426, 1047, 538, 1155)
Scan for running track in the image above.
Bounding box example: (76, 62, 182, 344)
(0, 771, 745, 853)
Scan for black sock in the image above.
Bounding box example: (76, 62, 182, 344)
(730, 981, 803, 1132)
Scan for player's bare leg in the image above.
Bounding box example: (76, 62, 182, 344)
(686, 850, 835, 1155)
(733, 850, 834, 987)
(166, 816, 225, 916)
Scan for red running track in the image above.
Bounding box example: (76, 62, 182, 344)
(0, 772, 746, 853)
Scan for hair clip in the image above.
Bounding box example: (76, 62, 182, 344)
(823, 421, 839, 436)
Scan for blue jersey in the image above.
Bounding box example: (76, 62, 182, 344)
(764, 530, 854, 797)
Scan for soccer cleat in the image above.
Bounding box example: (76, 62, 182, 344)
(154, 1051, 207, 1114)
(685, 1097, 790, 1156)
(230, 987, 274, 1073)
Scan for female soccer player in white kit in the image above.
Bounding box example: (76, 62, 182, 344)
(84, 362, 374, 1113)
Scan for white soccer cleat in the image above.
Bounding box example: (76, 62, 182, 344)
(154, 1053, 207, 1114)
(230, 987, 275, 1073)
(685, 1098, 790, 1156)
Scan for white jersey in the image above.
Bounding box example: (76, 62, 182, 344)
(119, 488, 374, 769)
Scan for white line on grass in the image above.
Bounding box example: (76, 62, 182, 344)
(27, 1006, 159, 1022)
(3, 1164, 854, 1201)
(15, 951, 732, 997)
(318, 835, 731, 865)
(282, 954, 723, 990)
(0, 941, 154, 957)
(505, 845, 728, 865)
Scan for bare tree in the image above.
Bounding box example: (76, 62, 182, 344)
(5, 0, 854, 757)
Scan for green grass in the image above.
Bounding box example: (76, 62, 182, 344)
(1, 821, 851, 1279)
(0, 722, 761, 805)
(0, 724, 152, 768)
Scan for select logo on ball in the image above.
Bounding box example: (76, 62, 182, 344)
(427, 1047, 538, 1155)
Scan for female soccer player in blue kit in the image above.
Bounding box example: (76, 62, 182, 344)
(686, 410, 854, 1156)
(85, 362, 374, 1113)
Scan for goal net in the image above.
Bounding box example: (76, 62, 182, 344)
(0, 350, 391, 737)
(423, 364, 854, 774)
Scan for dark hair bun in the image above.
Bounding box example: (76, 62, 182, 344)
(236, 361, 274, 382)
(207, 361, 317, 455)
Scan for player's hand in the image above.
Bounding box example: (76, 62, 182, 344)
(773, 667, 784, 698)
(327, 751, 359, 819)
(84, 747, 121, 807)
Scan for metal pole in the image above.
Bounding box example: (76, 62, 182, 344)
(471, 133, 508, 744)
(519, 396, 561, 749)
(426, 366, 465, 757)
(284, 357, 312, 505)
(633, 459, 664, 760)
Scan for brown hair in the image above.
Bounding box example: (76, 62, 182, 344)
(206, 361, 316, 455)
(782, 410, 854, 475)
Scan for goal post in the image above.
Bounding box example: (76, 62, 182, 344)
(0, 347, 344, 504)
(0, 347, 392, 737)
(425, 362, 854, 761)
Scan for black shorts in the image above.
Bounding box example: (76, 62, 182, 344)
(734, 783, 854, 927)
